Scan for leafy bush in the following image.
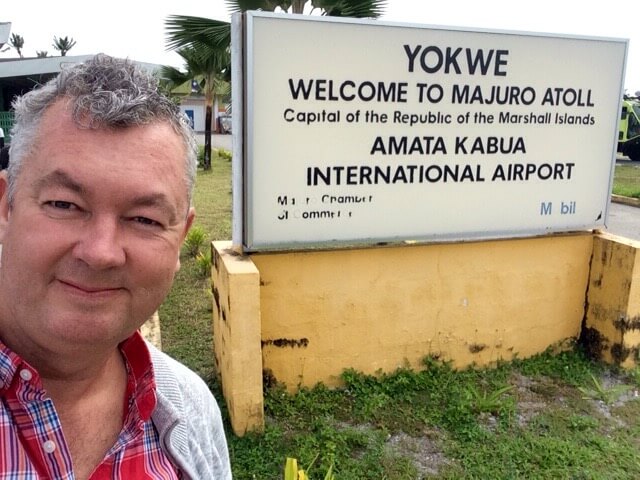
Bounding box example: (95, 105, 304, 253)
(197, 145, 205, 168)
(284, 457, 335, 480)
(218, 148, 232, 161)
(183, 225, 207, 257)
(195, 250, 212, 278)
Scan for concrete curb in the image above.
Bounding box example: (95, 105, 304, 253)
(611, 194, 640, 208)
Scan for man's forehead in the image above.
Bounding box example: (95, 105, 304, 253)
(21, 105, 189, 202)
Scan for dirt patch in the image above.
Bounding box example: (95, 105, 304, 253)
(511, 373, 565, 427)
(385, 428, 452, 478)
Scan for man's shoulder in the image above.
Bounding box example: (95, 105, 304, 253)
(146, 342, 212, 404)
(146, 342, 231, 480)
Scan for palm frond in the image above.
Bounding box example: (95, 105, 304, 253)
(225, 0, 291, 13)
(159, 65, 192, 90)
(165, 15, 231, 52)
(311, 0, 386, 17)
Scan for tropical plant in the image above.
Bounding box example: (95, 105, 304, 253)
(164, 0, 384, 169)
(166, 0, 386, 57)
(467, 384, 514, 415)
(284, 456, 335, 480)
(578, 373, 632, 405)
(52, 36, 76, 56)
(226, 0, 386, 16)
(183, 225, 208, 257)
(165, 16, 231, 60)
(220, 149, 233, 161)
(195, 250, 213, 278)
(9, 33, 24, 58)
(36, 51, 48, 58)
(161, 46, 230, 170)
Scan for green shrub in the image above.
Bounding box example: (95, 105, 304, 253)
(183, 225, 207, 257)
(195, 250, 212, 278)
(197, 145, 205, 168)
(218, 148, 232, 161)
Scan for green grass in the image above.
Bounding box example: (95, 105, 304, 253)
(229, 351, 640, 479)
(613, 163, 640, 198)
(160, 158, 640, 479)
(159, 155, 231, 382)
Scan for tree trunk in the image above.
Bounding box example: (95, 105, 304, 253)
(204, 104, 212, 170)
(291, 0, 306, 14)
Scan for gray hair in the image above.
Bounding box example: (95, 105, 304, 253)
(7, 53, 197, 208)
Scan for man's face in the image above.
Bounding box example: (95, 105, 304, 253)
(0, 100, 194, 354)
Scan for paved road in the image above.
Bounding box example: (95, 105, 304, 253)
(605, 201, 640, 240)
(195, 133, 232, 151)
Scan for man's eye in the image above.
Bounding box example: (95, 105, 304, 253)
(46, 200, 74, 210)
(133, 216, 161, 227)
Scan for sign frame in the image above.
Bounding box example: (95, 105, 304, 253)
(233, 12, 628, 252)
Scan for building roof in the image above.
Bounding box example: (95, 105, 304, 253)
(0, 22, 10, 48)
(0, 54, 161, 79)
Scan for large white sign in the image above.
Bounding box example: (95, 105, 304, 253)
(238, 12, 627, 251)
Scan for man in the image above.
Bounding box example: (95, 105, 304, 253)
(0, 55, 231, 479)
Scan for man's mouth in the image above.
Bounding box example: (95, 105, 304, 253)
(57, 279, 124, 296)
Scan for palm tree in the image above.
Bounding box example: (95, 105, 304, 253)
(166, 16, 231, 59)
(36, 51, 48, 58)
(52, 36, 77, 56)
(161, 46, 230, 170)
(10, 33, 24, 58)
(165, 0, 384, 166)
(165, 0, 386, 63)
(226, 0, 386, 16)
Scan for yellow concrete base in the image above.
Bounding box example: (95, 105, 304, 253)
(585, 232, 640, 368)
(213, 234, 596, 435)
(252, 235, 592, 388)
(211, 241, 264, 435)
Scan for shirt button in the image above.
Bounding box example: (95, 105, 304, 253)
(19, 369, 32, 381)
(43, 440, 56, 454)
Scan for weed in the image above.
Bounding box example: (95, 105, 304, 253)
(195, 250, 212, 278)
(218, 148, 233, 161)
(284, 456, 335, 480)
(467, 384, 515, 416)
(183, 225, 207, 257)
(578, 373, 632, 405)
(627, 366, 640, 388)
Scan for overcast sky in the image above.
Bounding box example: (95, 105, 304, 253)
(1, 0, 639, 93)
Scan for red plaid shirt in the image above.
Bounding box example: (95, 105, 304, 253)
(0, 332, 179, 479)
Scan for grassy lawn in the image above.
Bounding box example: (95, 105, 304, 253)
(613, 161, 640, 198)
(160, 157, 640, 479)
(159, 157, 231, 382)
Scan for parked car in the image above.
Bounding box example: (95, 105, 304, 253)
(219, 113, 232, 134)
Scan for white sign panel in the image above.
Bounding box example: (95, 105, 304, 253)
(240, 12, 627, 251)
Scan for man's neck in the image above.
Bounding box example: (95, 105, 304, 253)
(39, 347, 127, 408)
(0, 317, 128, 407)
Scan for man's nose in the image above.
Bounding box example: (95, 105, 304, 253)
(72, 216, 126, 269)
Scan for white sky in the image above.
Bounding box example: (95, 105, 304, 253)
(1, 0, 639, 93)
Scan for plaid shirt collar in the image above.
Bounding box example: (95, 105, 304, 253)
(0, 331, 156, 415)
(0, 332, 180, 479)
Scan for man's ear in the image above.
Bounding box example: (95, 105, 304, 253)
(175, 207, 196, 273)
(0, 172, 9, 244)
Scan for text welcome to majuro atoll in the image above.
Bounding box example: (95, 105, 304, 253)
(282, 44, 595, 187)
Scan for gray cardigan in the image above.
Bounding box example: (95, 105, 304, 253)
(149, 343, 232, 479)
